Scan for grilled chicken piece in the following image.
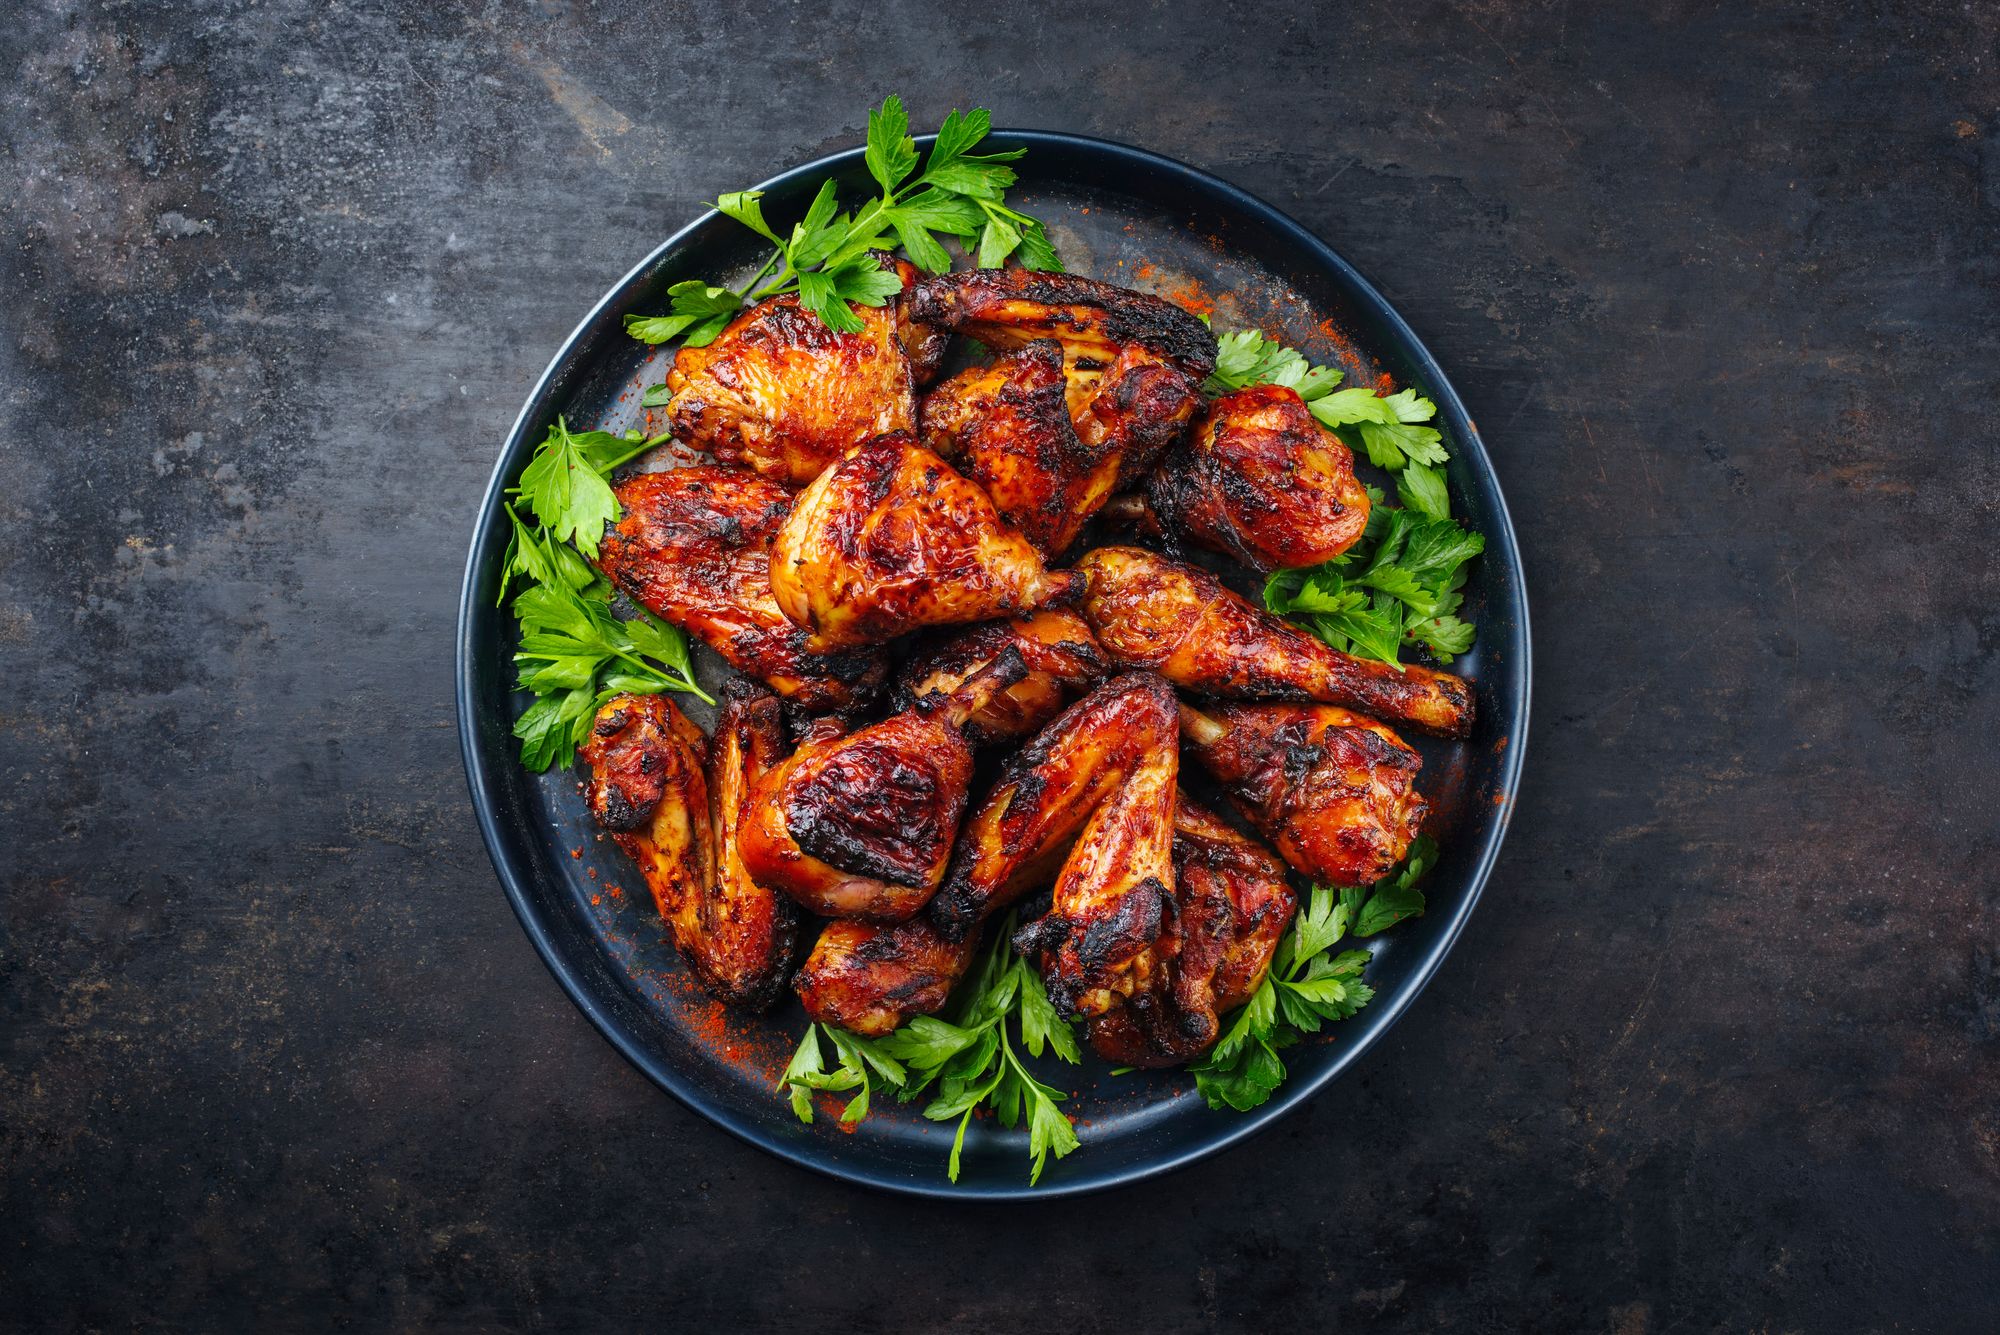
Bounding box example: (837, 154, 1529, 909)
(663, 254, 939, 486)
(581, 692, 797, 1010)
(1181, 701, 1427, 887)
(929, 672, 1179, 942)
(1145, 384, 1371, 571)
(1013, 718, 1180, 1019)
(919, 340, 1118, 557)
(769, 433, 1083, 648)
(892, 609, 1108, 745)
(739, 651, 1030, 922)
(906, 268, 1217, 388)
(1074, 546, 1474, 738)
(1084, 795, 1298, 1067)
(793, 917, 979, 1038)
(910, 270, 1214, 538)
(596, 466, 887, 713)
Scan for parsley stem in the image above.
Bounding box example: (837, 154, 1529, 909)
(734, 247, 782, 299)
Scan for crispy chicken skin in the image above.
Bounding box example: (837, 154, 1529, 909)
(1084, 795, 1297, 1067)
(929, 672, 1179, 943)
(739, 651, 1030, 922)
(581, 692, 797, 1010)
(793, 917, 979, 1038)
(919, 340, 1103, 555)
(663, 254, 938, 486)
(796, 671, 1182, 1036)
(1147, 384, 1371, 571)
(596, 466, 887, 713)
(769, 433, 1083, 648)
(1181, 701, 1427, 888)
(906, 268, 1217, 382)
(892, 609, 1107, 745)
(910, 270, 1213, 529)
(1013, 719, 1180, 1019)
(1074, 546, 1474, 739)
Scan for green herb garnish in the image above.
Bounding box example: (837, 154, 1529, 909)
(780, 914, 1083, 1185)
(1189, 837, 1438, 1112)
(499, 419, 709, 771)
(626, 96, 1059, 349)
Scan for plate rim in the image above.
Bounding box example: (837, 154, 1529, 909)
(455, 129, 1532, 1201)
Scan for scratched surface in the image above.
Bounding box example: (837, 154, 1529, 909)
(2, 1, 1997, 1330)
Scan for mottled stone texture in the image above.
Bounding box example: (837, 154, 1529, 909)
(2, 0, 1996, 1329)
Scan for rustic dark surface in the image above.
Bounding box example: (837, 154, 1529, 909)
(3, 0, 1996, 1329)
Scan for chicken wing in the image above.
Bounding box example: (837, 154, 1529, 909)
(910, 269, 1214, 533)
(581, 691, 797, 1010)
(769, 433, 1082, 648)
(1145, 383, 1371, 571)
(1180, 701, 1427, 887)
(929, 672, 1178, 942)
(906, 267, 1217, 386)
(596, 466, 888, 713)
(663, 254, 939, 486)
(1083, 794, 1297, 1067)
(1074, 545, 1474, 738)
(920, 339, 1119, 557)
(739, 650, 1030, 922)
(792, 917, 979, 1038)
(1012, 720, 1180, 1019)
(892, 609, 1107, 746)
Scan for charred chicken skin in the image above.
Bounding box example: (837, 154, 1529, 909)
(597, 466, 887, 713)
(892, 609, 1107, 745)
(1074, 546, 1474, 739)
(796, 670, 1180, 1035)
(581, 691, 797, 1010)
(793, 917, 979, 1038)
(1146, 383, 1372, 571)
(929, 672, 1180, 943)
(1084, 794, 1297, 1067)
(909, 270, 1214, 533)
(769, 432, 1083, 648)
(1012, 717, 1180, 1020)
(919, 339, 1111, 556)
(1180, 701, 1427, 888)
(663, 254, 940, 486)
(739, 650, 1030, 922)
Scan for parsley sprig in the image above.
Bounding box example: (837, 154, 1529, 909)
(627, 96, 1059, 350)
(1189, 837, 1438, 1112)
(1265, 506, 1486, 665)
(499, 419, 710, 771)
(1205, 327, 1484, 667)
(780, 914, 1083, 1185)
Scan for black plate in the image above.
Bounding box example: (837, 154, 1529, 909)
(455, 131, 1530, 1199)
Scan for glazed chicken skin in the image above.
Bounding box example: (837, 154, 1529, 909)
(906, 268, 1217, 389)
(919, 339, 1110, 556)
(929, 672, 1180, 943)
(1181, 701, 1427, 888)
(580, 692, 797, 1010)
(793, 917, 979, 1038)
(770, 433, 1083, 648)
(892, 609, 1107, 745)
(1146, 383, 1372, 571)
(796, 671, 1179, 1036)
(739, 650, 1030, 922)
(1012, 720, 1180, 1020)
(663, 254, 943, 486)
(596, 466, 887, 713)
(1085, 795, 1297, 1067)
(1074, 546, 1474, 739)
(910, 269, 1214, 534)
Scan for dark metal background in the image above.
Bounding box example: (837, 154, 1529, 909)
(2, 0, 1995, 1327)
